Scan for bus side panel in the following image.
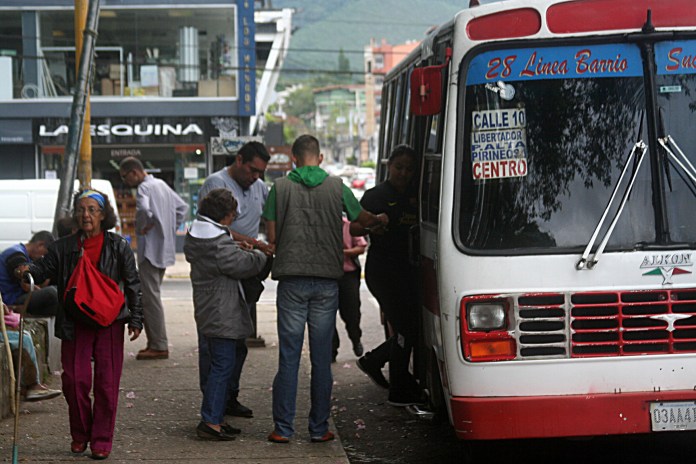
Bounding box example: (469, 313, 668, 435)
(420, 223, 455, 415)
(449, 390, 696, 440)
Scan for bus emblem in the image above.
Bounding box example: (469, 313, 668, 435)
(641, 253, 693, 285)
(649, 313, 691, 332)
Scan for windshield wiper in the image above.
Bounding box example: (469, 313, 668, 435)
(576, 140, 648, 270)
(658, 135, 696, 192)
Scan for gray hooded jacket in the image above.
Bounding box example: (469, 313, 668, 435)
(184, 215, 267, 339)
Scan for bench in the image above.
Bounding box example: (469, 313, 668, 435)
(0, 315, 59, 419)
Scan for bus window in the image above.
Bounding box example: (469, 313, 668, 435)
(457, 42, 652, 252)
(425, 114, 441, 154)
(380, 84, 393, 163)
(425, 40, 451, 154)
(390, 77, 405, 151)
(654, 39, 696, 244)
(401, 70, 413, 146)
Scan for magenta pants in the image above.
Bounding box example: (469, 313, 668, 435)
(61, 321, 125, 453)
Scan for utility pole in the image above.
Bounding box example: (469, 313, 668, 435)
(53, 0, 100, 234)
(75, 0, 94, 189)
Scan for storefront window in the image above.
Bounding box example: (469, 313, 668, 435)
(37, 7, 237, 99)
(0, 12, 22, 99)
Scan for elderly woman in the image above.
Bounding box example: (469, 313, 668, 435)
(26, 189, 142, 460)
(184, 188, 267, 441)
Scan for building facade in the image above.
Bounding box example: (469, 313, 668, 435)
(0, 0, 260, 242)
(363, 38, 419, 160)
(313, 85, 366, 165)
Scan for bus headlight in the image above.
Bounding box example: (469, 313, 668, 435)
(467, 303, 507, 331)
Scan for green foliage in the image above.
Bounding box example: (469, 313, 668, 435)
(337, 48, 351, 83)
(283, 116, 311, 144)
(284, 86, 315, 120)
(360, 160, 376, 168)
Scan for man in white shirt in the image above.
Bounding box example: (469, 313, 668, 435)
(119, 157, 188, 360)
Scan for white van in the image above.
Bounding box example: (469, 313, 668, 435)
(0, 179, 121, 252)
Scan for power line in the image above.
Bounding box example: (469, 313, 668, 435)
(0, 33, 417, 58)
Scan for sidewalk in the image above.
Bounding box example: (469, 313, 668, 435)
(0, 254, 349, 463)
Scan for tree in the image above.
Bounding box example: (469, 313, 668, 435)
(337, 48, 351, 83)
(284, 85, 315, 123)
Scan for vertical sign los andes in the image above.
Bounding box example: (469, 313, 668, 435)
(238, 1, 256, 116)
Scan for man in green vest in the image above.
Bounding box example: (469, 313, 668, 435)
(262, 134, 387, 443)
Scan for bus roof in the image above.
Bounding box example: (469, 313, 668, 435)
(386, 0, 696, 78)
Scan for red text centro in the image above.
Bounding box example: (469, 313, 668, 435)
(473, 159, 528, 180)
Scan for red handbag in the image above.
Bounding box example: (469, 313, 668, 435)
(63, 246, 125, 328)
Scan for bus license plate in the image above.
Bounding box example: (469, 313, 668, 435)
(650, 401, 696, 431)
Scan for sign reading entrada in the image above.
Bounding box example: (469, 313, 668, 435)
(39, 123, 204, 138)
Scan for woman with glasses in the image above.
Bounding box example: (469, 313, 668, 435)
(25, 189, 143, 460)
(184, 188, 267, 441)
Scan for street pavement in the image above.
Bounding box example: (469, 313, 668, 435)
(0, 254, 350, 463)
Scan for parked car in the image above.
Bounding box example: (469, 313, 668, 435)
(350, 168, 375, 190)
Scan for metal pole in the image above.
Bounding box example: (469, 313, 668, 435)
(76, 0, 94, 190)
(53, 0, 100, 236)
(11, 274, 33, 464)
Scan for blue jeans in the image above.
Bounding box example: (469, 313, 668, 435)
(272, 277, 338, 438)
(0, 329, 40, 385)
(200, 336, 237, 425)
(198, 331, 247, 402)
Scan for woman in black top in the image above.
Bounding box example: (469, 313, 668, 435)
(354, 145, 422, 406)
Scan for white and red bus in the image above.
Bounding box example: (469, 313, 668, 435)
(376, 0, 696, 440)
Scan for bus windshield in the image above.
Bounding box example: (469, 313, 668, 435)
(457, 40, 696, 253)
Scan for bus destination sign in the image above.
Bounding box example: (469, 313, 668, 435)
(471, 108, 527, 180)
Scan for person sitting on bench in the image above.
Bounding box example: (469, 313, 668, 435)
(2, 303, 61, 401)
(0, 230, 60, 318)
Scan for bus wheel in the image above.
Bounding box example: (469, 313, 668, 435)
(426, 349, 447, 424)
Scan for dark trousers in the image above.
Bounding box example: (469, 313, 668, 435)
(16, 285, 60, 317)
(198, 328, 248, 402)
(364, 259, 419, 395)
(332, 269, 362, 358)
(61, 321, 125, 453)
(200, 336, 237, 425)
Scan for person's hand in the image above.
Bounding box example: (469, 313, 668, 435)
(239, 241, 254, 251)
(128, 327, 141, 341)
(140, 224, 154, 235)
(376, 213, 389, 226)
(257, 241, 275, 256)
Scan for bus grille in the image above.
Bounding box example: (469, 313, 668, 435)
(515, 289, 696, 359)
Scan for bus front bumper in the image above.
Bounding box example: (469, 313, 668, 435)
(451, 390, 696, 440)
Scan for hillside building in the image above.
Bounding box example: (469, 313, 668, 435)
(363, 38, 419, 160)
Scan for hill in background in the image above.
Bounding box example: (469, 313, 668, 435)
(272, 0, 468, 83)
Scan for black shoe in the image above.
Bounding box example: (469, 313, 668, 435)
(225, 399, 253, 418)
(387, 390, 426, 407)
(356, 356, 389, 389)
(221, 423, 242, 435)
(352, 341, 364, 357)
(196, 422, 236, 441)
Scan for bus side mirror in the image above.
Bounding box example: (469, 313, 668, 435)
(410, 66, 443, 116)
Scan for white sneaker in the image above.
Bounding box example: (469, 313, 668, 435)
(24, 384, 62, 402)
